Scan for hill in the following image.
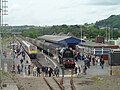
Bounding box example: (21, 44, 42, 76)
(95, 15, 120, 29)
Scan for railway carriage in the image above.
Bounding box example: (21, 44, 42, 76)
(22, 40, 37, 59)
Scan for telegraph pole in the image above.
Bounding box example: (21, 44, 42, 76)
(80, 25, 83, 61)
(0, 0, 8, 88)
(108, 27, 111, 41)
(0, 0, 3, 88)
(106, 26, 108, 42)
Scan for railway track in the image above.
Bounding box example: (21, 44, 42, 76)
(30, 54, 61, 90)
(8, 72, 25, 90)
(30, 49, 76, 90)
(31, 58, 42, 68)
(60, 76, 76, 90)
(30, 56, 62, 90)
(9, 55, 76, 90)
(30, 53, 44, 68)
(43, 77, 62, 90)
(43, 76, 76, 90)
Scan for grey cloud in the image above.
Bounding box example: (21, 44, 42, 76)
(58, 0, 84, 10)
(82, 0, 120, 6)
(6, 0, 120, 26)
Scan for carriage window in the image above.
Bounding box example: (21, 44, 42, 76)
(103, 50, 109, 54)
(95, 50, 102, 55)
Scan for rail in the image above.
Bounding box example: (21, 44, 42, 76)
(43, 77, 54, 90)
(59, 75, 76, 90)
(70, 76, 76, 90)
(60, 77, 65, 90)
(8, 72, 25, 90)
(53, 77, 64, 90)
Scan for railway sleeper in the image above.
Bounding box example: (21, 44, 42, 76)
(70, 77, 76, 90)
(60, 77, 65, 90)
(8, 72, 25, 90)
(43, 77, 54, 90)
(53, 77, 64, 90)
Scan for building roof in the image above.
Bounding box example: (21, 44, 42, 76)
(38, 35, 85, 44)
(38, 35, 71, 42)
(80, 41, 119, 48)
(58, 32, 66, 36)
(67, 32, 74, 37)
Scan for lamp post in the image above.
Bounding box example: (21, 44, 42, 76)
(0, 0, 8, 88)
(80, 25, 83, 61)
(0, 0, 3, 88)
(110, 50, 112, 75)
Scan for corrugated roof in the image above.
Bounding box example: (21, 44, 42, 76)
(67, 32, 74, 37)
(38, 35, 72, 42)
(58, 32, 66, 36)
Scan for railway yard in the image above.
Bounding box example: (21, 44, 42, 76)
(1, 37, 120, 90)
(1, 0, 120, 90)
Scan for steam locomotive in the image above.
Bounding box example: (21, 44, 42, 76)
(58, 48, 75, 68)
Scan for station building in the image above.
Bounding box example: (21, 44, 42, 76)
(78, 41, 119, 60)
(37, 35, 85, 49)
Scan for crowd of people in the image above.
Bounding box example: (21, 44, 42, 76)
(13, 44, 105, 78)
(32, 66, 60, 77)
(14, 46, 61, 77)
(73, 52, 105, 76)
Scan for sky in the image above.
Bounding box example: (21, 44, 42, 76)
(4, 0, 120, 26)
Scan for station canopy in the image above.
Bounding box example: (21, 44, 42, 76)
(38, 35, 85, 45)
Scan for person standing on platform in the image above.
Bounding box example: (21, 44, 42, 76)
(20, 63, 24, 72)
(42, 66, 45, 76)
(22, 51, 25, 60)
(17, 64, 20, 74)
(87, 60, 90, 68)
(37, 67, 41, 77)
(33, 66, 37, 76)
(28, 65, 31, 76)
(56, 67, 60, 77)
(83, 65, 87, 75)
(20, 59, 23, 64)
(100, 57, 105, 69)
(92, 56, 95, 66)
(75, 66, 77, 74)
(77, 65, 81, 77)
(45, 66, 48, 77)
(25, 61, 30, 75)
(48, 67, 53, 77)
